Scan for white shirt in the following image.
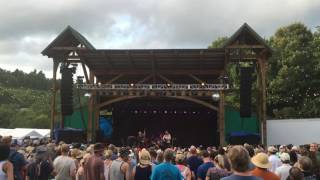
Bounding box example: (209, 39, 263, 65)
(275, 164, 291, 180)
(268, 154, 282, 172)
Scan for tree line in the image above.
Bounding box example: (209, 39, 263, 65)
(209, 23, 320, 119)
(0, 68, 52, 90)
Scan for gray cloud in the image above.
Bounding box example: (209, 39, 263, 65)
(0, 0, 319, 77)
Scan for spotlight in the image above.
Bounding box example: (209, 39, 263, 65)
(130, 83, 134, 87)
(201, 82, 205, 86)
(211, 92, 220, 102)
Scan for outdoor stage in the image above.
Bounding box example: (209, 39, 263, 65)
(42, 23, 271, 145)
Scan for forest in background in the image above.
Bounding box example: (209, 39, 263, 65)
(0, 22, 319, 128)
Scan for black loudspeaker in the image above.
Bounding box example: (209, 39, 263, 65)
(240, 67, 253, 117)
(61, 68, 74, 116)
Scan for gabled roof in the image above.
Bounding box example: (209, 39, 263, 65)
(223, 23, 272, 52)
(42, 25, 95, 56)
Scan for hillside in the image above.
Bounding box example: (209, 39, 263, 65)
(0, 68, 52, 128)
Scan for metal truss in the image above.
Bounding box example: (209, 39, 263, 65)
(77, 83, 229, 91)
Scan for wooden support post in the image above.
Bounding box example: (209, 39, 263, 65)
(87, 72, 94, 143)
(94, 105, 99, 141)
(257, 54, 267, 146)
(50, 60, 59, 138)
(219, 90, 225, 146)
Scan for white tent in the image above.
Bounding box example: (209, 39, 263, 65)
(0, 128, 50, 139)
(0, 128, 13, 136)
(33, 129, 50, 137)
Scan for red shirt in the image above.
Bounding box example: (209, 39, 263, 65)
(85, 154, 105, 180)
(251, 167, 280, 180)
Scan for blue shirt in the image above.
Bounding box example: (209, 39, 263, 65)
(151, 162, 182, 180)
(197, 162, 214, 180)
(187, 156, 203, 176)
(221, 174, 262, 180)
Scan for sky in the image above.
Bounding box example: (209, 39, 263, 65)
(0, 0, 319, 78)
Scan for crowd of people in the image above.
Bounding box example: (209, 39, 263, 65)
(0, 135, 319, 180)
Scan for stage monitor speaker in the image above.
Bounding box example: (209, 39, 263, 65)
(240, 67, 253, 117)
(61, 68, 74, 116)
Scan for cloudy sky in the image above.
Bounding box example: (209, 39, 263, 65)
(0, 0, 319, 78)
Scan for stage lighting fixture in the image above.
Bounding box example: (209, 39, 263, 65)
(211, 92, 220, 102)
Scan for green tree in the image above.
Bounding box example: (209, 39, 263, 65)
(268, 23, 320, 118)
(208, 37, 228, 48)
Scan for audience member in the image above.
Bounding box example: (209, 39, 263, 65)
(0, 143, 14, 180)
(53, 144, 76, 180)
(151, 148, 182, 180)
(268, 146, 282, 172)
(85, 143, 105, 180)
(221, 145, 262, 180)
(275, 153, 291, 180)
(251, 152, 280, 180)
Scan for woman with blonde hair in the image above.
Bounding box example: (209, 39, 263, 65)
(104, 149, 113, 180)
(132, 148, 152, 180)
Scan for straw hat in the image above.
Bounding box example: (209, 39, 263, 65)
(26, 146, 35, 153)
(71, 148, 81, 158)
(251, 152, 272, 169)
(139, 149, 151, 165)
(76, 151, 84, 159)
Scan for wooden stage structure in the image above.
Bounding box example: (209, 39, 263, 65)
(42, 23, 271, 145)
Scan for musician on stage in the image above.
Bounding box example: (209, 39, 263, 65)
(162, 130, 171, 148)
(137, 130, 146, 147)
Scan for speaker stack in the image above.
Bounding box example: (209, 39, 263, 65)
(60, 68, 74, 116)
(240, 67, 253, 117)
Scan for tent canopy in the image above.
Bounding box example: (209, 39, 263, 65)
(0, 128, 50, 139)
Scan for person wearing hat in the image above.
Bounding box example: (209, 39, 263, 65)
(71, 148, 82, 169)
(251, 152, 280, 180)
(131, 148, 152, 180)
(53, 144, 76, 180)
(26, 146, 54, 180)
(275, 153, 291, 180)
(85, 143, 105, 180)
(267, 146, 282, 172)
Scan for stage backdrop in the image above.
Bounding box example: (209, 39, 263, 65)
(62, 105, 260, 144)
